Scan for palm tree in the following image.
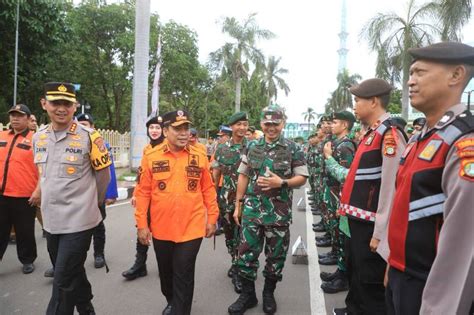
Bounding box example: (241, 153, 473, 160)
(438, 0, 472, 40)
(302, 107, 317, 134)
(325, 70, 362, 113)
(361, 0, 440, 120)
(210, 13, 275, 113)
(264, 56, 290, 105)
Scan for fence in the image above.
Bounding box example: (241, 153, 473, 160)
(1, 123, 131, 168)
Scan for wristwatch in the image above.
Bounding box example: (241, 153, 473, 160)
(281, 179, 289, 189)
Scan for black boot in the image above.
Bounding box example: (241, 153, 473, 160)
(262, 277, 277, 314)
(228, 277, 258, 315)
(320, 268, 343, 282)
(76, 301, 96, 315)
(122, 249, 147, 280)
(321, 276, 349, 294)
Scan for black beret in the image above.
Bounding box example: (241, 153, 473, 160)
(413, 117, 427, 127)
(320, 115, 332, 123)
(350, 78, 392, 98)
(409, 42, 474, 65)
(248, 126, 256, 133)
(227, 111, 248, 125)
(332, 111, 356, 123)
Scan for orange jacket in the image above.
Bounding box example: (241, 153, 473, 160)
(134, 141, 219, 242)
(0, 129, 38, 197)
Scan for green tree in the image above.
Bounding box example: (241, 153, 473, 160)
(325, 70, 361, 113)
(210, 13, 275, 113)
(387, 89, 403, 114)
(361, 0, 440, 120)
(302, 107, 317, 134)
(264, 56, 290, 105)
(438, 0, 472, 40)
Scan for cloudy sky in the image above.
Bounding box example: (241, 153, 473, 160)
(151, 0, 474, 121)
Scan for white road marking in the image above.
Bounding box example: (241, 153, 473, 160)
(106, 200, 131, 208)
(306, 188, 326, 315)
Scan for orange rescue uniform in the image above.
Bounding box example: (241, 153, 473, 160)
(0, 129, 38, 197)
(135, 141, 219, 242)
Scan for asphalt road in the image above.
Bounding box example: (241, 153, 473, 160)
(0, 187, 345, 315)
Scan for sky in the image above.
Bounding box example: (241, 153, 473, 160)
(150, 0, 474, 122)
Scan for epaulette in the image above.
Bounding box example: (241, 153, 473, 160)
(38, 124, 49, 132)
(78, 123, 95, 134)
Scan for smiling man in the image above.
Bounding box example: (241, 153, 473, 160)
(35, 82, 111, 315)
(229, 105, 308, 315)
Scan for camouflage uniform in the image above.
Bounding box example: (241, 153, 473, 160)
(317, 135, 333, 231)
(236, 135, 308, 281)
(213, 138, 248, 267)
(306, 144, 318, 196)
(325, 135, 356, 271)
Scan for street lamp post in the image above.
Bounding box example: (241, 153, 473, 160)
(13, 1, 20, 106)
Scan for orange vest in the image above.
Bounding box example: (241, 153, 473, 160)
(135, 141, 219, 242)
(0, 129, 38, 197)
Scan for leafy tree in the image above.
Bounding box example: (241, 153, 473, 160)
(210, 13, 275, 113)
(263, 56, 290, 105)
(438, 0, 472, 40)
(302, 107, 317, 133)
(325, 69, 361, 113)
(387, 89, 402, 114)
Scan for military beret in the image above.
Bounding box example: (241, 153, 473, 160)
(413, 117, 427, 127)
(319, 115, 332, 123)
(349, 78, 392, 98)
(261, 105, 286, 124)
(44, 82, 76, 103)
(146, 115, 163, 127)
(409, 42, 474, 65)
(76, 113, 94, 124)
(227, 111, 248, 126)
(332, 111, 356, 123)
(8, 104, 31, 116)
(162, 109, 192, 127)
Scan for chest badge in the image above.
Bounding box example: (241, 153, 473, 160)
(365, 134, 375, 146)
(36, 140, 47, 147)
(71, 134, 81, 141)
(418, 139, 443, 161)
(39, 134, 48, 140)
(69, 141, 82, 148)
(66, 155, 78, 162)
(66, 167, 76, 175)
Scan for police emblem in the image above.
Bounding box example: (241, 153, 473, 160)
(158, 182, 167, 190)
(58, 84, 67, 92)
(93, 137, 107, 153)
(177, 110, 184, 116)
(418, 139, 443, 161)
(463, 162, 474, 177)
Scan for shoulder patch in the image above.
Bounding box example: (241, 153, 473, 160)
(89, 130, 112, 170)
(455, 138, 474, 181)
(383, 130, 397, 157)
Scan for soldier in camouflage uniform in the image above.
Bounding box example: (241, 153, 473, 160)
(228, 105, 308, 315)
(305, 131, 319, 213)
(320, 111, 357, 294)
(315, 115, 334, 247)
(212, 112, 249, 294)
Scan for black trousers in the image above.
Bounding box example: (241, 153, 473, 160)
(0, 195, 37, 264)
(153, 237, 203, 315)
(386, 267, 426, 315)
(345, 218, 387, 315)
(92, 203, 106, 256)
(46, 228, 95, 315)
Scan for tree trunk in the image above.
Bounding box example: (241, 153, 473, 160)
(235, 76, 241, 113)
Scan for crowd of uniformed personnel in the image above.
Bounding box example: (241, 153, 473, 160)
(1, 41, 473, 315)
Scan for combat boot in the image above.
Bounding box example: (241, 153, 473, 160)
(231, 267, 242, 293)
(76, 301, 96, 315)
(228, 277, 258, 315)
(262, 277, 278, 314)
(320, 268, 343, 282)
(321, 276, 349, 294)
(122, 252, 147, 280)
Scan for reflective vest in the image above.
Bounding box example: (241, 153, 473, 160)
(340, 119, 405, 222)
(388, 111, 474, 280)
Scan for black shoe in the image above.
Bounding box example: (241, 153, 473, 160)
(318, 250, 336, 259)
(319, 254, 338, 265)
(312, 209, 321, 215)
(228, 277, 258, 315)
(320, 269, 343, 282)
(315, 233, 330, 242)
(77, 301, 95, 315)
(322, 277, 349, 294)
(313, 224, 325, 232)
(44, 267, 54, 278)
(162, 304, 172, 315)
(122, 263, 147, 280)
(316, 238, 332, 247)
(228, 266, 234, 278)
(94, 254, 105, 268)
(333, 308, 348, 315)
(215, 227, 224, 236)
(262, 278, 277, 314)
(22, 263, 35, 274)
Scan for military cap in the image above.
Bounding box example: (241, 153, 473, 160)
(162, 109, 192, 127)
(392, 117, 407, 129)
(227, 111, 248, 126)
(248, 126, 256, 133)
(8, 104, 31, 116)
(409, 42, 474, 65)
(217, 125, 232, 136)
(332, 111, 356, 123)
(349, 78, 392, 98)
(261, 105, 286, 124)
(76, 113, 94, 124)
(44, 82, 76, 103)
(146, 115, 163, 127)
(319, 115, 332, 123)
(412, 117, 427, 127)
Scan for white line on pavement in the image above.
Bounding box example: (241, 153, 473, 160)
(106, 200, 131, 208)
(306, 188, 326, 315)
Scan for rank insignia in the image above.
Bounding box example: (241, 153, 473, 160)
(158, 181, 167, 190)
(418, 139, 443, 161)
(365, 134, 375, 145)
(66, 167, 76, 175)
(40, 134, 48, 140)
(69, 123, 77, 133)
(69, 141, 82, 148)
(66, 155, 78, 162)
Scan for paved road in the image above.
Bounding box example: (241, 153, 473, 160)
(1, 187, 345, 315)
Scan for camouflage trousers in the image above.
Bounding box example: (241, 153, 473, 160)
(326, 186, 347, 272)
(220, 209, 240, 266)
(236, 221, 290, 282)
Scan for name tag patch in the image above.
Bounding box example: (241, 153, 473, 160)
(152, 160, 170, 173)
(186, 166, 201, 178)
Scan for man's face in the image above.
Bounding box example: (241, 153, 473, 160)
(78, 121, 93, 129)
(260, 121, 284, 141)
(218, 134, 229, 144)
(353, 96, 374, 124)
(408, 60, 453, 112)
(413, 124, 423, 131)
(42, 99, 76, 126)
(231, 120, 249, 138)
(331, 119, 347, 136)
(9, 112, 29, 132)
(29, 114, 38, 131)
(164, 124, 190, 149)
(322, 121, 332, 134)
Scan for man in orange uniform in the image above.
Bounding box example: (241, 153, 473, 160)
(134, 110, 219, 315)
(0, 104, 40, 274)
